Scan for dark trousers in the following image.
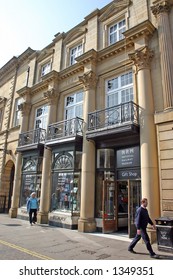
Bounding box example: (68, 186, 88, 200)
(29, 209, 37, 224)
(128, 228, 155, 256)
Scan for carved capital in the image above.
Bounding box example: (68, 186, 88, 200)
(129, 46, 154, 71)
(151, 1, 172, 16)
(18, 102, 31, 116)
(43, 88, 59, 105)
(78, 71, 97, 90)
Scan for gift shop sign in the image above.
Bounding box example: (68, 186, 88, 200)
(117, 146, 140, 168)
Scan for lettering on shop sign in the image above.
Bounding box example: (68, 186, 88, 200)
(163, 202, 173, 211)
(117, 146, 140, 168)
(117, 169, 141, 180)
(52, 215, 67, 222)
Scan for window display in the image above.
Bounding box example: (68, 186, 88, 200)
(51, 172, 81, 213)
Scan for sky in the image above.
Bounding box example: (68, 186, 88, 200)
(0, 0, 112, 68)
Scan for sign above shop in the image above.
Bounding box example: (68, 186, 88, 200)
(117, 146, 140, 168)
(117, 169, 141, 180)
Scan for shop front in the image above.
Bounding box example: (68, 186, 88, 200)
(95, 146, 141, 238)
(48, 143, 82, 229)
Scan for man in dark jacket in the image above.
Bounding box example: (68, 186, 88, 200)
(128, 198, 158, 258)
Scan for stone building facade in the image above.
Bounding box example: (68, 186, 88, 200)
(0, 0, 173, 239)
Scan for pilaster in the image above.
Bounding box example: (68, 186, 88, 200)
(78, 70, 97, 232)
(129, 47, 160, 239)
(151, 0, 173, 110)
(37, 88, 58, 224)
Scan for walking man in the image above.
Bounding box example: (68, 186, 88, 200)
(128, 198, 158, 258)
(27, 192, 39, 225)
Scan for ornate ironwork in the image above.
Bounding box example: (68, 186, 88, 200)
(88, 101, 139, 131)
(18, 128, 46, 146)
(47, 117, 84, 141)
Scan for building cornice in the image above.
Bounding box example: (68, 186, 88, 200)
(75, 49, 97, 65)
(17, 86, 31, 97)
(59, 63, 84, 80)
(123, 20, 156, 42)
(97, 39, 133, 62)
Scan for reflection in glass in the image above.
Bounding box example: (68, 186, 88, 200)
(51, 172, 81, 213)
(95, 171, 114, 218)
(20, 174, 41, 207)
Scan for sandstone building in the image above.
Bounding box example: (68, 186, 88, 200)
(0, 0, 173, 239)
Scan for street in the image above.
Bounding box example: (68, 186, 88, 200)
(0, 214, 173, 260)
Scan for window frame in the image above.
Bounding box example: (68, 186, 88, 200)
(102, 8, 129, 48)
(13, 97, 23, 127)
(69, 43, 83, 66)
(41, 61, 51, 77)
(34, 104, 49, 130)
(106, 71, 133, 108)
(64, 91, 84, 120)
(108, 18, 126, 45)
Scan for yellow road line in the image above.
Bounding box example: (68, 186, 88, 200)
(0, 239, 54, 260)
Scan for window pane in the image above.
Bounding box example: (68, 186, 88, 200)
(65, 92, 83, 120)
(41, 62, 51, 76)
(51, 172, 81, 213)
(109, 19, 126, 45)
(97, 149, 114, 168)
(35, 105, 48, 129)
(70, 44, 83, 65)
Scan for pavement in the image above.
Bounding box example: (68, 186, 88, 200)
(0, 213, 173, 260)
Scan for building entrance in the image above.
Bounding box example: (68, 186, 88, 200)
(102, 180, 141, 238)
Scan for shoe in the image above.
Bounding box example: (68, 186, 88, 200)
(150, 254, 159, 259)
(150, 253, 159, 259)
(30, 223, 33, 226)
(128, 248, 136, 254)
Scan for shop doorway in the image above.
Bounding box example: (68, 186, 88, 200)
(102, 180, 117, 233)
(102, 180, 141, 237)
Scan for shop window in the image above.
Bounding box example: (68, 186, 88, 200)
(20, 156, 43, 207)
(51, 151, 81, 213)
(95, 170, 115, 218)
(97, 149, 114, 168)
(20, 174, 42, 207)
(51, 172, 81, 213)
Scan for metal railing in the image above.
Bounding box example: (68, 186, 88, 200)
(88, 101, 139, 131)
(46, 117, 84, 141)
(18, 128, 46, 146)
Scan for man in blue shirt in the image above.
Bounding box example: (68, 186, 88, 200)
(128, 198, 158, 258)
(27, 192, 39, 225)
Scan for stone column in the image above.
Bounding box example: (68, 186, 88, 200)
(37, 88, 59, 224)
(151, 0, 173, 109)
(78, 71, 97, 232)
(9, 102, 31, 218)
(129, 47, 160, 236)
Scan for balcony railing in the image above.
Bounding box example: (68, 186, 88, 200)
(46, 117, 84, 141)
(88, 101, 139, 131)
(18, 128, 46, 147)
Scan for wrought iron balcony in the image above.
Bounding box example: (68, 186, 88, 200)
(18, 128, 46, 147)
(87, 101, 140, 140)
(46, 117, 84, 143)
